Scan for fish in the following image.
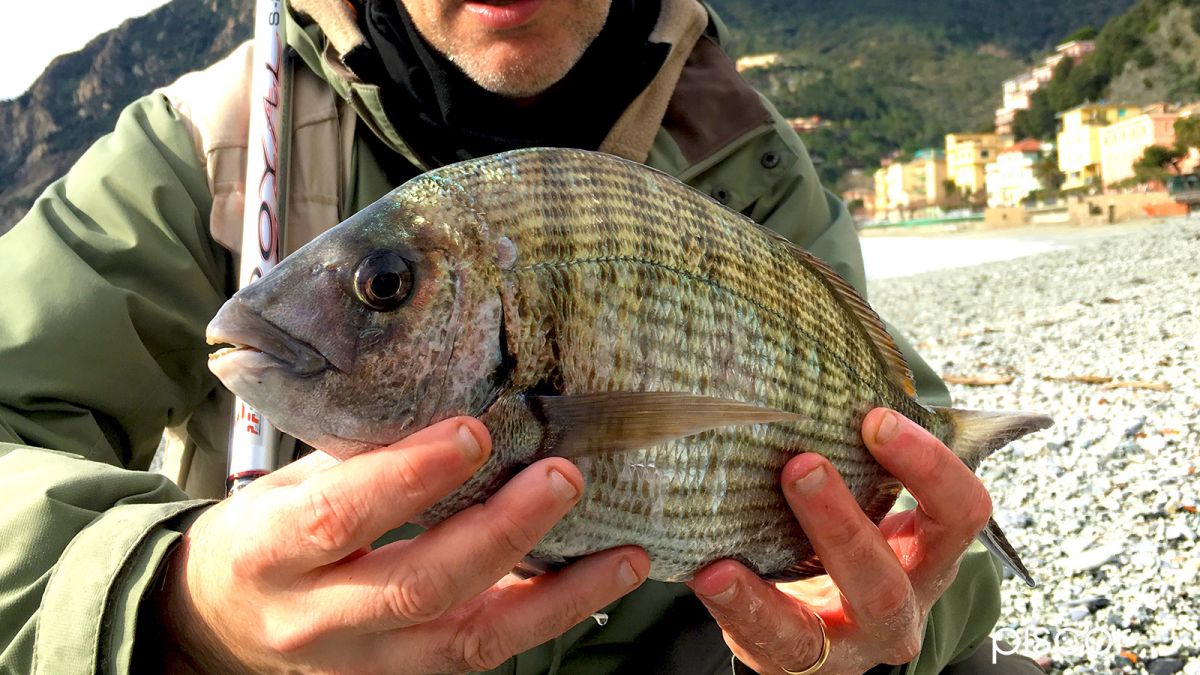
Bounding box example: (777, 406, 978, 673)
(206, 147, 1052, 584)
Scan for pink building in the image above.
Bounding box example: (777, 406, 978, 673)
(1100, 105, 1198, 186)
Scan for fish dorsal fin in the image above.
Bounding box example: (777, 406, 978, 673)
(763, 228, 917, 398)
(528, 392, 806, 459)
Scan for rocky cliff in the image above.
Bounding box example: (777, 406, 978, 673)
(0, 0, 252, 233)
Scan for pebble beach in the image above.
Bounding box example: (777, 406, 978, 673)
(868, 218, 1200, 675)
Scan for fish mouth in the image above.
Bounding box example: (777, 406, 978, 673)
(206, 299, 328, 377)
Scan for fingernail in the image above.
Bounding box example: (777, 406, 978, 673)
(705, 578, 738, 604)
(793, 464, 826, 495)
(874, 411, 900, 445)
(548, 468, 580, 501)
(458, 424, 484, 462)
(617, 558, 639, 587)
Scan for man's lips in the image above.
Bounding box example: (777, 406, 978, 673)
(462, 0, 546, 31)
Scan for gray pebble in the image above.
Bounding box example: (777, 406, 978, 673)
(1124, 416, 1147, 437)
(1148, 658, 1186, 675)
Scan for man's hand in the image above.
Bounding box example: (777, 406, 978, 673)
(690, 408, 993, 675)
(151, 417, 650, 674)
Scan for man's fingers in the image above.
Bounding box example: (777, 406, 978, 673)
(388, 547, 649, 674)
(255, 418, 490, 490)
(260, 417, 491, 574)
(862, 409, 993, 564)
(305, 458, 588, 632)
(780, 453, 923, 664)
(692, 560, 828, 674)
(250, 447, 339, 489)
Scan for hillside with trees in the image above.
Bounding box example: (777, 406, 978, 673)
(0, 0, 1138, 232)
(710, 0, 1136, 189)
(1013, 0, 1200, 141)
(0, 0, 252, 233)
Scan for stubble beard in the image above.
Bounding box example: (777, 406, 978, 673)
(438, 12, 608, 98)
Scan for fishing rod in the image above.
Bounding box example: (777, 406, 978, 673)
(227, 0, 293, 495)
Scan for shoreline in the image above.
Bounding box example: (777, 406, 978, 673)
(860, 217, 1175, 281)
(868, 217, 1199, 674)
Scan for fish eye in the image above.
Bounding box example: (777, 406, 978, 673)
(353, 250, 414, 311)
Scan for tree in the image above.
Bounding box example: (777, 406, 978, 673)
(1033, 152, 1066, 192)
(1013, 90, 1058, 141)
(1063, 26, 1099, 42)
(938, 179, 968, 210)
(1134, 144, 1187, 182)
(1175, 116, 1200, 154)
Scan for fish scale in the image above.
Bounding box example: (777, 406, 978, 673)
(424, 150, 919, 580)
(208, 147, 1050, 584)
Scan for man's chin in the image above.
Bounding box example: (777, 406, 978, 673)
(450, 44, 583, 98)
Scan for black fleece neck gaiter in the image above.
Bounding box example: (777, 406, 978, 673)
(355, 0, 668, 167)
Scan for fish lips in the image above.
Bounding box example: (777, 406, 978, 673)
(206, 299, 329, 380)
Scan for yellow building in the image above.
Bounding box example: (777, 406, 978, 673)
(872, 150, 948, 220)
(1057, 104, 1140, 190)
(873, 166, 890, 218)
(945, 133, 1002, 195)
(735, 53, 781, 72)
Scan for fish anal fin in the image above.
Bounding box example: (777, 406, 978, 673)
(930, 406, 1049, 587)
(859, 476, 903, 525)
(763, 556, 827, 582)
(979, 517, 1037, 588)
(511, 556, 562, 580)
(529, 391, 806, 459)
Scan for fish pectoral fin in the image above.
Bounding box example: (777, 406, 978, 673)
(528, 391, 806, 459)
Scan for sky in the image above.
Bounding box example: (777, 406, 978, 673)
(2, 0, 170, 100)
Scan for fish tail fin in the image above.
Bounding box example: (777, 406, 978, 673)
(932, 407, 1053, 471)
(932, 406, 1053, 588)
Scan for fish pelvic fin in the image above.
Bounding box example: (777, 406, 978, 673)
(933, 406, 1052, 587)
(528, 392, 806, 459)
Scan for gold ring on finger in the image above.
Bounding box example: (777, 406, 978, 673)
(782, 613, 830, 675)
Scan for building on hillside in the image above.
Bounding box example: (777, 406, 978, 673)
(909, 149, 949, 213)
(995, 40, 1096, 136)
(839, 168, 875, 220)
(985, 139, 1045, 206)
(872, 150, 947, 220)
(788, 116, 827, 134)
(1057, 103, 1140, 191)
(945, 133, 1003, 196)
(735, 53, 781, 72)
(841, 187, 876, 220)
(1100, 103, 1200, 186)
(873, 164, 891, 219)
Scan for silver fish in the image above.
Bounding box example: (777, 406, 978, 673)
(207, 148, 1051, 583)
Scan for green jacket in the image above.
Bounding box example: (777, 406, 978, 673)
(0, 2, 1000, 673)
